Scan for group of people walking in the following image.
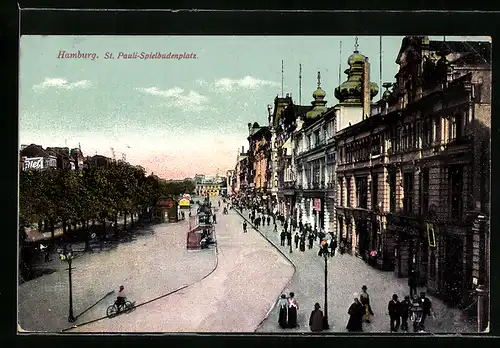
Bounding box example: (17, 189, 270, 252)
(278, 292, 299, 329)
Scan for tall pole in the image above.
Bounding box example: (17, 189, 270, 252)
(68, 257, 75, 322)
(338, 41, 342, 87)
(323, 252, 329, 329)
(281, 60, 284, 97)
(299, 63, 302, 105)
(379, 36, 383, 101)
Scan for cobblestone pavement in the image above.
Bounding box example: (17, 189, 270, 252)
(18, 212, 217, 332)
(69, 204, 294, 332)
(235, 211, 476, 334)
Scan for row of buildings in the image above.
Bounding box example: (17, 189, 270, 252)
(226, 36, 491, 326)
(19, 144, 136, 172)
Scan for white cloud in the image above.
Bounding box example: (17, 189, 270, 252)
(136, 86, 209, 112)
(33, 77, 92, 91)
(212, 76, 280, 92)
(195, 78, 207, 87)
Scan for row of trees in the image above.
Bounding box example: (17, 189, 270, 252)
(19, 161, 196, 247)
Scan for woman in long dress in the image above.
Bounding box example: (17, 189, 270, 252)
(346, 295, 364, 332)
(278, 294, 288, 328)
(287, 292, 299, 328)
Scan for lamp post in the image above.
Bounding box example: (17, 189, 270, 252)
(289, 224, 293, 254)
(59, 245, 76, 322)
(319, 240, 330, 329)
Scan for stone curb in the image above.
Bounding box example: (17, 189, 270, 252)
(232, 208, 297, 331)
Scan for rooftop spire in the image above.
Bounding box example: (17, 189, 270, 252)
(354, 36, 359, 53)
(317, 71, 321, 88)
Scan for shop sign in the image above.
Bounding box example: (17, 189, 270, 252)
(314, 198, 321, 212)
(24, 157, 44, 170)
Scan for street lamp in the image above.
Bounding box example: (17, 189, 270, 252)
(319, 240, 330, 329)
(59, 245, 76, 322)
(289, 227, 293, 254)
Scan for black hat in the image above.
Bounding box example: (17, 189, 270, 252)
(281, 294, 286, 299)
(314, 303, 320, 309)
(289, 292, 295, 297)
(392, 294, 398, 300)
(362, 285, 367, 290)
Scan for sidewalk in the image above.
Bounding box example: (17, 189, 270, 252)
(234, 209, 476, 333)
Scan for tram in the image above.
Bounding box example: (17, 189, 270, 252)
(187, 202, 215, 250)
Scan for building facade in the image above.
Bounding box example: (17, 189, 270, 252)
(335, 45, 380, 260)
(195, 175, 225, 196)
(247, 122, 272, 210)
(336, 36, 491, 318)
(294, 73, 337, 234)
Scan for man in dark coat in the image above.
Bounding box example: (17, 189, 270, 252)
(299, 235, 306, 252)
(284, 220, 289, 234)
(309, 303, 324, 332)
(286, 231, 292, 246)
(242, 221, 247, 233)
(294, 232, 300, 249)
(330, 238, 337, 256)
(267, 215, 271, 226)
(280, 230, 286, 246)
(346, 296, 364, 332)
(419, 292, 432, 330)
(299, 221, 303, 233)
(307, 232, 314, 249)
(274, 223, 278, 232)
(409, 269, 418, 298)
(388, 294, 401, 332)
(400, 295, 411, 331)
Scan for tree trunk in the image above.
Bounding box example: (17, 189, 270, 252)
(84, 221, 92, 252)
(131, 212, 135, 228)
(101, 219, 107, 241)
(50, 220, 55, 247)
(38, 220, 43, 232)
(123, 212, 127, 231)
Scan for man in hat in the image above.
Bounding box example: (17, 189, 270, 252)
(388, 293, 400, 332)
(309, 302, 324, 332)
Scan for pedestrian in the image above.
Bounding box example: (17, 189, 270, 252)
(360, 285, 374, 322)
(280, 230, 286, 246)
(286, 231, 292, 246)
(388, 293, 400, 332)
(249, 212, 252, 220)
(330, 238, 337, 256)
(346, 295, 364, 332)
(274, 223, 278, 232)
(309, 302, 324, 332)
(273, 215, 276, 225)
(308, 233, 314, 249)
(409, 269, 418, 298)
(299, 235, 306, 252)
(287, 292, 299, 328)
(267, 215, 271, 226)
(400, 295, 411, 331)
(340, 239, 345, 254)
(284, 220, 289, 234)
(419, 292, 432, 330)
(213, 213, 217, 224)
(294, 232, 299, 249)
(278, 294, 288, 329)
(243, 221, 247, 233)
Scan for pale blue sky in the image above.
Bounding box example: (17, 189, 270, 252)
(19, 35, 490, 179)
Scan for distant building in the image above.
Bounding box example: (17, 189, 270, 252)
(195, 174, 225, 196)
(85, 154, 113, 169)
(20, 144, 57, 171)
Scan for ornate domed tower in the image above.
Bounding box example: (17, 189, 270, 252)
(334, 37, 379, 131)
(306, 71, 327, 120)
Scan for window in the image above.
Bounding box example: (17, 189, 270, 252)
(450, 113, 464, 142)
(389, 171, 397, 212)
(314, 130, 320, 147)
(429, 250, 436, 279)
(423, 118, 432, 146)
(338, 177, 344, 206)
(307, 135, 312, 150)
(371, 135, 381, 156)
(403, 172, 414, 214)
(356, 176, 368, 209)
(450, 165, 463, 219)
(372, 173, 379, 210)
(420, 168, 429, 216)
(346, 177, 351, 207)
(313, 160, 320, 187)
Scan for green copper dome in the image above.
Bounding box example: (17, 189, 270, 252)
(335, 48, 378, 104)
(306, 71, 327, 119)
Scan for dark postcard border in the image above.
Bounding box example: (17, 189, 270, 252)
(6, 5, 500, 348)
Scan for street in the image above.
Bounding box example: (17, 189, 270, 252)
(236, 210, 477, 333)
(67, 206, 294, 332)
(18, 211, 217, 332)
